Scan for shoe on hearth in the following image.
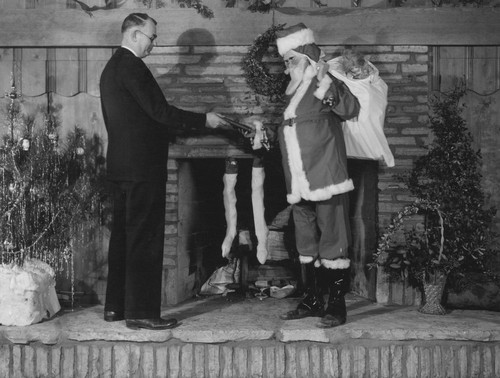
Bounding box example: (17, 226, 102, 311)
(280, 291, 324, 320)
(125, 317, 178, 330)
(316, 313, 346, 328)
(104, 310, 124, 322)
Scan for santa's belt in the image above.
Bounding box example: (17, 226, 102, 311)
(284, 112, 332, 127)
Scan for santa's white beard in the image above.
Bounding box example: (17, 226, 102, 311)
(285, 62, 316, 95)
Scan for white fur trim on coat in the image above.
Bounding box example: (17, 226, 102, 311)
(299, 255, 315, 264)
(277, 28, 315, 57)
(313, 74, 333, 100)
(321, 258, 350, 270)
(284, 65, 316, 120)
(284, 123, 354, 204)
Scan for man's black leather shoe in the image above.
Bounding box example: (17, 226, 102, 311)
(125, 318, 178, 330)
(104, 310, 124, 322)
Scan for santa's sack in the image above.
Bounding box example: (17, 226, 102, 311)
(327, 57, 395, 167)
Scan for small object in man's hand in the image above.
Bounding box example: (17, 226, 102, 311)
(217, 114, 254, 134)
(217, 115, 271, 151)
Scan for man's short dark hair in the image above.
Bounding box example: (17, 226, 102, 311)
(121, 13, 157, 33)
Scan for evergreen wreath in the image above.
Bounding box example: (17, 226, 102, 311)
(242, 24, 289, 99)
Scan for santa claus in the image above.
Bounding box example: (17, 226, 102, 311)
(274, 23, 360, 328)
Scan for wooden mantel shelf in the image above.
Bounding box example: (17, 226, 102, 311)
(169, 135, 254, 159)
(0, 7, 499, 47)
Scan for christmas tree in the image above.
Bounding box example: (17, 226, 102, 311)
(0, 79, 106, 280)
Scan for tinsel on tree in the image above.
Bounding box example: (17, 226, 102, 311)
(0, 81, 106, 278)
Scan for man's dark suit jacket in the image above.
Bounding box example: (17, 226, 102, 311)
(100, 47, 206, 182)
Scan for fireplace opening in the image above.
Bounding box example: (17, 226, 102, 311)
(174, 151, 289, 302)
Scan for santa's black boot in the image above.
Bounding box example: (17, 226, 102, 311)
(280, 263, 324, 320)
(317, 262, 350, 328)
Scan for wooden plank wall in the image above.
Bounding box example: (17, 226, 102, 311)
(432, 46, 500, 234)
(1, 6, 500, 47)
(0, 47, 112, 150)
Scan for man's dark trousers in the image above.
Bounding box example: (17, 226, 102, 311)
(105, 180, 166, 320)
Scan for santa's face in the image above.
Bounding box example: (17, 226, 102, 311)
(283, 50, 308, 95)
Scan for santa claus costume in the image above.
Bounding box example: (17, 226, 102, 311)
(275, 23, 360, 328)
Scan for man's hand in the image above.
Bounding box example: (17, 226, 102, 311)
(206, 112, 231, 129)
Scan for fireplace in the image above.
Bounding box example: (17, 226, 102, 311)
(163, 134, 289, 305)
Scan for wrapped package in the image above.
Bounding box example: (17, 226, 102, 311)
(0, 258, 61, 326)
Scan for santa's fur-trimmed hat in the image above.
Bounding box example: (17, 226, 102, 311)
(276, 23, 322, 63)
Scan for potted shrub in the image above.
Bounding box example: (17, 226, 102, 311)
(371, 83, 498, 314)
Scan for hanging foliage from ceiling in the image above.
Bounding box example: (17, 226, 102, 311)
(71, 0, 493, 20)
(71, 0, 214, 19)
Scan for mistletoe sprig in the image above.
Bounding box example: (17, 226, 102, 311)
(241, 24, 289, 100)
(246, 0, 286, 13)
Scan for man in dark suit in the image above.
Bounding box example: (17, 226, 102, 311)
(100, 13, 225, 330)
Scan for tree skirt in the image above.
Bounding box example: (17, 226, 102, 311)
(0, 258, 61, 326)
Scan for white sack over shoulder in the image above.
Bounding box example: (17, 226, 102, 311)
(327, 57, 395, 167)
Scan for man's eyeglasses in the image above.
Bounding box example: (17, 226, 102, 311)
(137, 30, 157, 44)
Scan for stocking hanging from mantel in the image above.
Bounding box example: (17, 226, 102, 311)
(221, 157, 269, 264)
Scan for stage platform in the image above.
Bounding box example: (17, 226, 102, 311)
(1, 294, 499, 377)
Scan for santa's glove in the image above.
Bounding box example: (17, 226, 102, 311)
(322, 89, 338, 107)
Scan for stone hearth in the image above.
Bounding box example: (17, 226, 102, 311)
(1, 294, 499, 377)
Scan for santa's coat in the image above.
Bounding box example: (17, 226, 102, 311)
(278, 71, 360, 205)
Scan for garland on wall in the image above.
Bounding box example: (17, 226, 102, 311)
(241, 24, 289, 100)
(238, 0, 490, 12)
(71, 0, 214, 19)
(152, 0, 214, 19)
(389, 0, 488, 6)
(71, 0, 495, 19)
